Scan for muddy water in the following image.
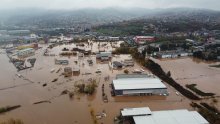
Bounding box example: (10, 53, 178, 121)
(0, 45, 191, 124)
(152, 57, 220, 109)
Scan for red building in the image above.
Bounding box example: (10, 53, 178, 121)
(134, 36, 155, 44)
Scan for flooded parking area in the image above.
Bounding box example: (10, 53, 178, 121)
(0, 43, 192, 124)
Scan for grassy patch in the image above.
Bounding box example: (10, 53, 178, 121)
(209, 64, 220, 68)
(186, 84, 215, 97)
(124, 69, 129, 74)
(0, 119, 23, 124)
(0, 105, 21, 114)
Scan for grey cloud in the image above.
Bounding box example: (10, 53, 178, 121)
(0, 0, 220, 10)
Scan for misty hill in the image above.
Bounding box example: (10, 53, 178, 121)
(0, 8, 149, 29)
(1, 8, 220, 29)
(93, 8, 220, 36)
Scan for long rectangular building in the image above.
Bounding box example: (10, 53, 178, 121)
(134, 36, 155, 44)
(120, 107, 209, 124)
(112, 75, 167, 96)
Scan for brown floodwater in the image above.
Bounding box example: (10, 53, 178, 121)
(0, 44, 192, 124)
(152, 57, 220, 109)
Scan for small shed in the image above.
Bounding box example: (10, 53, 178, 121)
(96, 52, 112, 61)
(55, 59, 69, 65)
(72, 67, 80, 75)
(64, 67, 72, 77)
(112, 61, 123, 69)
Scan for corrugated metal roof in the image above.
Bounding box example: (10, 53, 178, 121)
(133, 109, 209, 124)
(121, 107, 152, 117)
(113, 78, 166, 90)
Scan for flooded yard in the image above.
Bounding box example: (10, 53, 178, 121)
(152, 57, 220, 109)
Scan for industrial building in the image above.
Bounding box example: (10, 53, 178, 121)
(120, 107, 209, 124)
(134, 36, 155, 44)
(112, 74, 167, 96)
(55, 59, 69, 65)
(108, 37, 120, 41)
(122, 56, 134, 66)
(112, 61, 123, 69)
(156, 51, 191, 59)
(17, 48, 35, 58)
(96, 52, 112, 61)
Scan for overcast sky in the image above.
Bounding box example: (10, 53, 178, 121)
(1, 0, 220, 10)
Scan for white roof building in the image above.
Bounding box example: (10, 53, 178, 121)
(112, 76, 167, 96)
(113, 78, 167, 90)
(121, 107, 209, 124)
(121, 107, 152, 117)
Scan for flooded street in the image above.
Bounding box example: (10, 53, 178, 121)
(0, 45, 192, 124)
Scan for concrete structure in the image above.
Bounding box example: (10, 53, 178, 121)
(96, 52, 112, 61)
(49, 38, 58, 43)
(156, 51, 190, 59)
(64, 67, 72, 77)
(78, 52, 84, 58)
(108, 37, 120, 41)
(112, 75, 167, 96)
(134, 36, 155, 44)
(112, 61, 123, 69)
(72, 66, 80, 75)
(55, 59, 69, 65)
(121, 107, 152, 117)
(120, 107, 209, 124)
(98, 36, 108, 41)
(30, 33, 38, 39)
(123, 58, 134, 66)
(17, 48, 35, 58)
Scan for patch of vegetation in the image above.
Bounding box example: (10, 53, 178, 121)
(94, 21, 144, 36)
(200, 102, 220, 114)
(0, 105, 21, 114)
(209, 64, 220, 68)
(190, 102, 220, 124)
(75, 79, 98, 95)
(59, 52, 77, 56)
(68, 92, 74, 99)
(0, 119, 24, 124)
(193, 45, 220, 61)
(212, 98, 218, 104)
(112, 47, 132, 54)
(62, 47, 69, 51)
(51, 78, 58, 82)
(186, 84, 215, 96)
(190, 102, 203, 109)
(124, 69, 129, 74)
